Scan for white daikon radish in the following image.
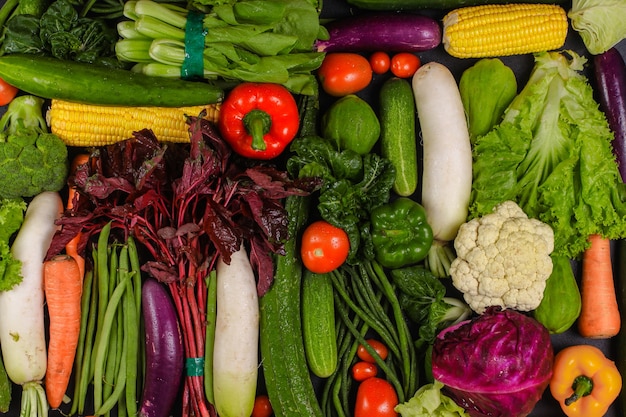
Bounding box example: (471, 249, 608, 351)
(412, 62, 473, 278)
(0, 191, 63, 416)
(213, 244, 259, 417)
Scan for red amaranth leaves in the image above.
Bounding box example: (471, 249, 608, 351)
(48, 116, 321, 295)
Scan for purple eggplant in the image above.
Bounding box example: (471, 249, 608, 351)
(139, 278, 184, 417)
(314, 13, 441, 53)
(594, 47, 626, 182)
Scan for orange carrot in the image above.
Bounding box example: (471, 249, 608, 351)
(44, 254, 83, 408)
(65, 154, 90, 280)
(578, 234, 621, 338)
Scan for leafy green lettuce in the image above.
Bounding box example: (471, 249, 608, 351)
(395, 381, 470, 417)
(0, 198, 26, 292)
(470, 50, 626, 259)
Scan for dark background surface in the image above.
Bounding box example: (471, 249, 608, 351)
(0, 0, 625, 416)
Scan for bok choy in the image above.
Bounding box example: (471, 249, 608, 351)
(115, 0, 325, 94)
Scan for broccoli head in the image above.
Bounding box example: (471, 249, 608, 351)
(0, 95, 68, 199)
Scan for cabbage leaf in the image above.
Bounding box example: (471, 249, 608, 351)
(395, 381, 470, 417)
(568, 0, 626, 55)
(470, 50, 626, 259)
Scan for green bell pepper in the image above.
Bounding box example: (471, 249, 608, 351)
(370, 197, 433, 269)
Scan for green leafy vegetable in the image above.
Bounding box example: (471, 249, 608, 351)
(1, 0, 123, 68)
(395, 381, 470, 417)
(0, 198, 26, 292)
(116, 0, 325, 94)
(568, 0, 626, 55)
(390, 265, 470, 347)
(470, 50, 626, 259)
(287, 134, 395, 263)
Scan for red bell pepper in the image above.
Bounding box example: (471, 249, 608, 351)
(218, 82, 300, 160)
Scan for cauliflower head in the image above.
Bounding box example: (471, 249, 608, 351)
(450, 200, 554, 314)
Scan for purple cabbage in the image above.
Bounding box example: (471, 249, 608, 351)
(431, 307, 554, 417)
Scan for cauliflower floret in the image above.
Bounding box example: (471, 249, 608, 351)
(450, 200, 554, 314)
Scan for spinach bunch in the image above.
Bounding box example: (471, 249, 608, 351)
(1, 0, 123, 68)
(288, 135, 395, 263)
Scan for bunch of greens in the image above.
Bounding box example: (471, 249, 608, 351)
(287, 134, 396, 263)
(115, 0, 326, 94)
(470, 50, 626, 259)
(0, 0, 123, 68)
(389, 266, 470, 348)
(0, 95, 68, 200)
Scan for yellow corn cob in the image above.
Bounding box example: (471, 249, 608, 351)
(48, 100, 221, 147)
(442, 4, 568, 59)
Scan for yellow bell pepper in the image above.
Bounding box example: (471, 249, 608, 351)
(549, 344, 622, 417)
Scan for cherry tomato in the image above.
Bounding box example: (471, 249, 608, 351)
(369, 51, 390, 75)
(251, 394, 273, 417)
(390, 53, 421, 78)
(317, 53, 373, 97)
(354, 377, 399, 417)
(357, 339, 389, 363)
(351, 361, 378, 381)
(300, 220, 350, 274)
(0, 78, 18, 106)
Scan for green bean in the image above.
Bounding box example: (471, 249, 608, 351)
(204, 270, 217, 404)
(127, 236, 142, 323)
(91, 224, 112, 385)
(329, 269, 401, 360)
(95, 339, 128, 415)
(70, 266, 94, 416)
(367, 260, 418, 398)
(93, 275, 130, 413)
(334, 297, 406, 404)
(102, 245, 121, 405)
(121, 245, 139, 417)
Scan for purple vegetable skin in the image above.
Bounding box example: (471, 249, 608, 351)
(314, 13, 441, 53)
(432, 307, 553, 417)
(139, 278, 184, 417)
(594, 48, 626, 182)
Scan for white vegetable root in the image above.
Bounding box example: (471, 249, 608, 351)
(213, 244, 259, 417)
(412, 62, 473, 277)
(0, 191, 63, 385)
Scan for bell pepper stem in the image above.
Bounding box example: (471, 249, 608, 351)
(243, 109, 271, 151)
(565, 375, 594, 406)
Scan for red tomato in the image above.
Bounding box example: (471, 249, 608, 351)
(351, 361, 378, 381)
(390, 53, 421, 78)
(369, 52, 390, 75)
(357, 339, 389, 363)
(300, 220, 350, 274)
(317, 53, 373, 97)
(354, 377, 399, 417)
(251, 395, 273, 417)
(0, 78, 18, 106)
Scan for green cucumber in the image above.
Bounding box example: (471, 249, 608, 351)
(0, 54, 223, 106)
(346, 0, 566, 10)
(259, 195, 323, 417)
(379, 77, 418, 197)
(301, 270, 337, 378)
